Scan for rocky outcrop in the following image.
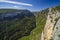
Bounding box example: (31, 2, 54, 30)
(53, 11, 60, 40)
(41, 6, 60, 40)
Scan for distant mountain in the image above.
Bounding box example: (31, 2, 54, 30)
(0, 9, 34, 21)
(0, 9, 36, 40)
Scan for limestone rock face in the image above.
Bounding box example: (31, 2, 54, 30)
(53, 12, 60, 40)
(41, 7, 60, 40)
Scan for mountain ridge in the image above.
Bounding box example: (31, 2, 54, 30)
(0, 9, 36, 40)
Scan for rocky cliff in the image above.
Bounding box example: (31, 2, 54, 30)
(41, 6, 60, 40)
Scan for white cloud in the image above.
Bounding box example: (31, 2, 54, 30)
(14, 6, 19, 8)
(13, 6, 22, 8)
(0, 0, 32, 6)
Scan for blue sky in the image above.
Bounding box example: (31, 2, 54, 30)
(0, 0, 60, 11)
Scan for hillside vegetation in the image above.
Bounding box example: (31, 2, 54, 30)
(0, 9, 36, 40)
(19, 9, 48, 40)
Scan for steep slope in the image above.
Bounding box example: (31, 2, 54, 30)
(0, 9, 36, 40)
(41, 6, 60, 40)
(19, 9, 48, 40)
(43, 8, 57, 40)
